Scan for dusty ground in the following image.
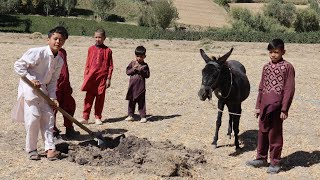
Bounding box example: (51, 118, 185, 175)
(0, 32, 319, 179)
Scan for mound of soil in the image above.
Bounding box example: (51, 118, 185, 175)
(59, 135, 206, 177)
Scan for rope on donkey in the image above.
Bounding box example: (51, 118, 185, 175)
(207, 99, 242, 116)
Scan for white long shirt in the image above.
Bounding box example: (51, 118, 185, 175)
(12, 45, 63, 122)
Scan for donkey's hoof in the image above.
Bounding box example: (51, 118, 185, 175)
(235, 146, 242, 151)
(211, 142, 218, 149)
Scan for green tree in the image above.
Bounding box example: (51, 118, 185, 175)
(308, 0, 320, 15)
(43, 0, 56, 16)
(230, 7, 288, 33)
(63, 0, 77, 16)
(138, 5, 157, 27)
(0, 0, 20, 14)
(263, 0, 296, 27)
(294, 8, 320, 32)
(152, 0, 178, 29)
(92, 0, 116, 21)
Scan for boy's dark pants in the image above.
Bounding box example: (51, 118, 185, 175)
(128, 93, 146, 118)
(256, 111, 283, 166)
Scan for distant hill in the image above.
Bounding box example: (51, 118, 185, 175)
(172, 0, 310, 28)
(172, 0, 230, 28)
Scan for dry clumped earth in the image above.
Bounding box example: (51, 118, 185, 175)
(0, 32, 319, 179)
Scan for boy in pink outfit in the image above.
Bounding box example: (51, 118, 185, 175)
(246, 39, 295, 174)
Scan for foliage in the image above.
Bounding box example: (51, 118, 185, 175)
(17, 0, 77, 16)
(230, 7, 253, 22)
(214, 0, 230, 7)
(242, 0, 308, 4)
(138, 0, 178, 29)
(308, 0, 320, 15)
(110, 0, 141, 22)
(92, 0, 116, 21)
(0, 0, 20, 14)
(263, 0, 297, 27)
(294, 8, 320, 32)
(138, 5, 157, 27)
(63, 0, 78, 16)
(152, 0, 178, 29)
(230, 7, 288, 32)
(2, 14, 320, 44)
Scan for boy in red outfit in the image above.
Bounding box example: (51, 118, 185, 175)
(53, 32, 80, 138)
(80, 28, 113, 125)
(246, 39, 295, 174)
(125, 46, 150, 123)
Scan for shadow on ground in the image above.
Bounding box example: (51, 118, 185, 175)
(146, 114, 181, 122)
(281, 150, 320, 171)
(103, 114, 181, 123)
(229, 129, 258, 156)
(103, 116, 127, 123)
(62, 128, 127, 142)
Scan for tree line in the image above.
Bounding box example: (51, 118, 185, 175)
(0, 0, 179, 30)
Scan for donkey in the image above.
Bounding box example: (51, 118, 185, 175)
(198, 48, 250, 150)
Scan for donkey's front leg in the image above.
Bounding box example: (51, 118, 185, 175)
(212, 100, 224, 148)
(233, 116, 240, 149)
(227, 113, 233, 139)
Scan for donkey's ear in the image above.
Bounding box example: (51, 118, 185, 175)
(217, 48, 233, 64)
(200, 49, 212, 63)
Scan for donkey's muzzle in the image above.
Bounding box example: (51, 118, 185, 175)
(198, 85, 212, 101)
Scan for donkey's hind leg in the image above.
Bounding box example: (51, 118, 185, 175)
(232, 104, 242, 150)
(212, 100, 225, 148)
(227, 104, 242, 150)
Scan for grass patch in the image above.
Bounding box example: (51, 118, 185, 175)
(1, 14, 320, 44)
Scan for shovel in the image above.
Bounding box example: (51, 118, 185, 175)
(21, 76, 107, 149)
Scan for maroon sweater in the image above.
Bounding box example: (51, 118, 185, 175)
(56, 48, 72, 96)
(125, 60, 150, 101)
(256, 59, 295, 120)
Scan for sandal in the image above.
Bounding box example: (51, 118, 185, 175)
(47, 149, 60, 161)
(28, 150, 41, 161)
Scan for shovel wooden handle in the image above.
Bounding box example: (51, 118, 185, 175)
(21, 76, 95, 137)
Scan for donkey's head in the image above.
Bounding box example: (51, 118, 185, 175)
(198, 48, 233, 101)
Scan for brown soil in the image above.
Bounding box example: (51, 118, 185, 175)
(0, 32, 319, 179)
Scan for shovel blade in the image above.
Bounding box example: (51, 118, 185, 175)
(94, 132, 107, 149)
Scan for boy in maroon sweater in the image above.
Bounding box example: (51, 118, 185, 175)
(53, 48, 80, 139)
(125, 46, 150, 123)
(52, 26, 79, 139)
(246, 39, 295, 174)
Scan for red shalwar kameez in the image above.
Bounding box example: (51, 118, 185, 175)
(54, 48, 76, 130)
(255, 59, 295, 166)
(125, 60, 150, 118)
(81, 44, 113, 120)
